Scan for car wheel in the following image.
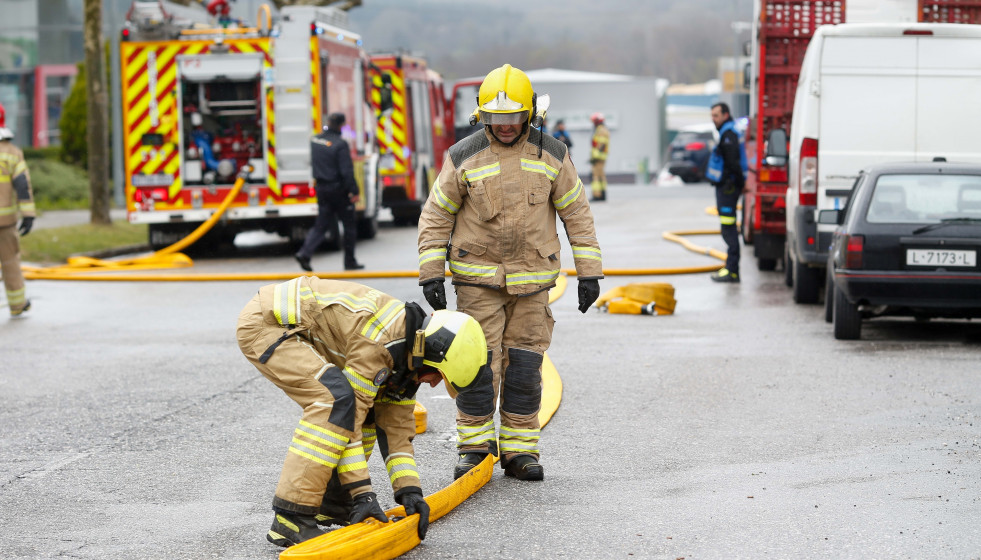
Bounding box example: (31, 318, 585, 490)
(824, 267, 834, 323)
(792, 255, 821, 304)
(833, 284, 861, 340)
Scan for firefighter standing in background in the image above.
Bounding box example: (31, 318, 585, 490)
(706, 102, 747, 283)
(0, 103, 35, 317)
(417, 64, 603, 482)
(295, 112, 364, 273)
(589, 112, 610, 201)
(237, 277, 488, 547)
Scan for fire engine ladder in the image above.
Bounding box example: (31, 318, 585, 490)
(270, 6, 318, 186)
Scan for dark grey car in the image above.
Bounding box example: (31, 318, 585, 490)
(822, 161, 981, 340)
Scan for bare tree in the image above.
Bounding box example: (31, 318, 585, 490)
(84, 0, 111, 225)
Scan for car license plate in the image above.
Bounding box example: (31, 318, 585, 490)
(906, 249, 976, 267)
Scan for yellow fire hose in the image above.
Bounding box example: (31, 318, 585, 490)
(280, 276, 568, 560)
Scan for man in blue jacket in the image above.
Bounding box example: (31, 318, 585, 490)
(706, 102, 746, 283)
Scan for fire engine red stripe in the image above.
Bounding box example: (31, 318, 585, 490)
(125, 47, 142, 66)
(126, 69, 145, 91)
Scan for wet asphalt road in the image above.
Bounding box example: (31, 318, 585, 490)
(2, 183, 980, 559)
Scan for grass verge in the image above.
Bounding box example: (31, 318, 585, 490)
(22, 221, 148, 264)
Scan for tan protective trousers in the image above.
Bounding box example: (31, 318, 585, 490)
(454, 285, 554, 461)
(0, 224, 27, 314)
(591, 160, 607, 199)
(236, 296, 366, 515)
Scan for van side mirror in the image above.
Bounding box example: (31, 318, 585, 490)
(763, 128, 788, 167)
(817, 209, 842, 225)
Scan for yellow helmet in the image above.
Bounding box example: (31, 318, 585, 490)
(477, 64, 534, 126)
(421, 310, 488, 398)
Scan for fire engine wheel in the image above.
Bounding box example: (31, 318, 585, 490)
(757, 258, 776, 271)
(741, 203, 754, 245)
(357, 214, 378, 240)
(783, 245, 793, 287)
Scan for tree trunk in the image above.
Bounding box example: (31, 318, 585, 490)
(84, 0, 111, 225)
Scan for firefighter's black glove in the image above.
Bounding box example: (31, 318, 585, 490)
(18, 216, 33, 236)
(396, 489, 430, 540)
(422, 279, 447, 311)
(349, 492, 388, 525)
(578, 279, 600, 313)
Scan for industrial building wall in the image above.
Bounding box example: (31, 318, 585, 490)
(540, 79, 666, 183)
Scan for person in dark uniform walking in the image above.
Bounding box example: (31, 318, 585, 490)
(295, 112, 364, 272)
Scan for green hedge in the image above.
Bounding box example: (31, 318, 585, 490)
(22, 148, 91, 210)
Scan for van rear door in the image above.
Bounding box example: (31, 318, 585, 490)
(818, 35, 917, 212)
(916, 34, 981, 163)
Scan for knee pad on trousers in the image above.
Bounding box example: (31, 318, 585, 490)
(456, 350, 495, 417)
(319, 366, 356, 432)
(501, 348, 543, 416)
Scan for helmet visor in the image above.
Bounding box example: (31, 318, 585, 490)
(478, 110, 527, 126)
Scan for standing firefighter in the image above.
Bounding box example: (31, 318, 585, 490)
(0, 103, 34, 317)
(417, 64, 603, 481)
(706, 102, 747, 283)
(589, 112, 610, 201)
(236, 277, 487, 547)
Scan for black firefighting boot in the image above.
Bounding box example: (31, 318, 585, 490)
(503, 454, 545, 481)
(316, 475, 353, 526)
(266, 511, 326, 548)
(453, 452, 489, 480)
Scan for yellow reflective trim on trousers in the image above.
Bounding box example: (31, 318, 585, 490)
(505, 269, 560, 286)
(337, 443, 368, 473)
(343, 366, 378, 397)
(288, 448, 337, 468)
(296, 420, 348, 451)
(554, 178, 583, 210)
(500, 426, 540, 436)
(6, 288, 25, 306)
(572, 246, 602, 261)
(719, 216, 736, 225)
(0, 206, 15, 216)
(457, 421, 495, 446)
(520, 158, 558, 181)
(463, 162, 501, 181)
(432, 182, 460, 214)
(273, 278, 302, 326)
(361, 300, 404, 341)
(290, 437, 342, 466)
(448, 260, 498, 277)
(419, 248, 446, 267)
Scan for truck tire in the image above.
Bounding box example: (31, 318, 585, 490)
(783, 245, 793, 287)
(757, 258, 776, 271)
(741, 201, 754, 245)
(792, 255, 821, 304)
(832, 284, 861, 340)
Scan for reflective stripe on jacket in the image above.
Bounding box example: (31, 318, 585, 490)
(418, 127, 603, 295)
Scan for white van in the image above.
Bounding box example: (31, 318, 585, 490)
(786, 23, 981, 303)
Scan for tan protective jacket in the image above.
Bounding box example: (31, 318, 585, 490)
(0, 142, 35, 228)
(254, 277, 422, 495)
(590, 123, 610, 162)
(418, 127, 603, 295)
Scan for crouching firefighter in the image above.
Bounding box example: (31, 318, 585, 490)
(236, 277, 487, 548)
